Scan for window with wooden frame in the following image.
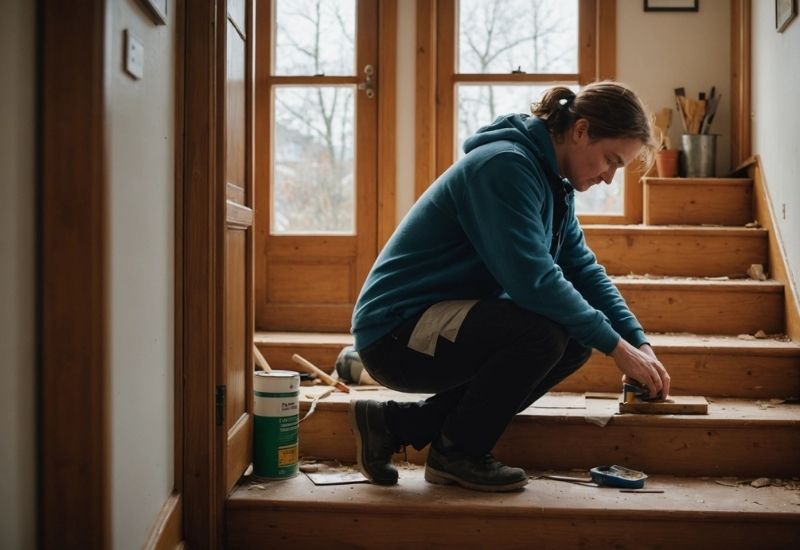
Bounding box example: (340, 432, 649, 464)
(416, 0, 643, 223)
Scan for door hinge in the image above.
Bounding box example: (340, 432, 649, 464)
(216, 385, 226, 426)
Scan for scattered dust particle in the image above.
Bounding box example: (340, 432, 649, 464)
(737, 334, 757, 341)
(754, 330, 768, 339)
(751, 477, 771, 488)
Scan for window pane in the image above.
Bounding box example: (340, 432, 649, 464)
(456, 84, 577, 156)
(274, 0, 355, 76)
(457, 84, 623, 215)
(272, 86, 355, 234)
(574, 171, 624, 215)
(458, 0, 578, 74)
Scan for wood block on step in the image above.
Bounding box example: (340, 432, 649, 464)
(619, 395, 708, 415)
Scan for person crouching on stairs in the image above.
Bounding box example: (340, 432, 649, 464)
(349, 81, 672, 492)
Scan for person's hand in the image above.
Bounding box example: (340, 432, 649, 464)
(612, 339, 670, 399)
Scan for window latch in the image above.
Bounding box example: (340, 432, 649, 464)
(358, 64, 376, 99)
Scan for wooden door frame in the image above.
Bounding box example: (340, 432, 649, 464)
(183, 0, 225, 546)
(40, 0, 111, 547)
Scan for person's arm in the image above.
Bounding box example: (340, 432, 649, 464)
(456, 151, 619, 353)
(557, 217, 670, 397)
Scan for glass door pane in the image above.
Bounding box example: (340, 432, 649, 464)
(274, 0, 356, 75)
(272, 86, 355, 234)
(458, 0, 578, 74)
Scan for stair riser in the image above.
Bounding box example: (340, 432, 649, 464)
(643, 179, 754, 226)
(558, 352, 800, 399)
(618, 285, 784, 334)
(226, 509, 800, 550)
(586, 232, 767, 277)
(260, 343, 800, 399)
(299, 411, 800, 477)
(256, 343, 346, 373)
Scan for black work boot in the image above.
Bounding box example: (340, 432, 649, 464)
(424, 439, 528, 492)
(348, 400, 401, 485)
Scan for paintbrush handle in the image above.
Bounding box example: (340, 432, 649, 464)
(292, 353, 350, 393)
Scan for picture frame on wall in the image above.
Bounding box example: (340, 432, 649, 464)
(644, 0, 699, 12)
(776, 0, 798, 32)
(137, 0, 168, 25)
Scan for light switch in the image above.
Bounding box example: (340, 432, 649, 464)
(124, 29, 144, 80)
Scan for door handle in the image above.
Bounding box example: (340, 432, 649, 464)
(357, 64, 376, 99)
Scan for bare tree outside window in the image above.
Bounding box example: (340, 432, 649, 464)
(456, 0, 622, 214)
(272, 0, 356, 234)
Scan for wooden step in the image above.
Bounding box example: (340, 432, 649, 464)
(226, 466, 800, 549)
(613, 277, 785, 335)
(297, 389, 800, 478)
(584, 225, 768, 277)
(558, 333, 800, 399)
(254, 331, 353, 372)
(643, 177, 754, 226)
(257, 331, 800, 399)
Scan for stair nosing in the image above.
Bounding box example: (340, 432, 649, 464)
(228, 469, 800, 520)
(584, 224, 767, 237)
(298, 389, 800, 428)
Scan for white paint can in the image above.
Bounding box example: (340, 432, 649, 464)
(253, 370, 299, 479)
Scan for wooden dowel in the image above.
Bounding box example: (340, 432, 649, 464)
(291, 353, 350, 393)
(253, 345, 272, 372)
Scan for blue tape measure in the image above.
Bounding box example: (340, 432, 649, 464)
(589, 465, 648, 489)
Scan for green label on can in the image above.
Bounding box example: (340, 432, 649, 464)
(253, 413, 299, 478)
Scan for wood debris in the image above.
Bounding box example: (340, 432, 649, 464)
(747, 264, 767, 281)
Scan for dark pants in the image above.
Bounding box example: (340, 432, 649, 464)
(358, 299, 592, 457)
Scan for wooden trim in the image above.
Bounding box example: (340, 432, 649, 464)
(245, 0, 256, 467)
(452, 73, 580, 83)
(40, 1, 110, 548)
(378, 0, 398, 248)
(597, 0, 616, 80)
(415, 0, 437, 197)
(749, 155, 800, 340)
(226, 200, 254, 228)
(183, 0, 220, 546)
(143, 493, 183, 550)
(435, 0, 456, 175)
(268, 75, 358, 84)
(731, 0, 751, 166)
(578, 0, 597, 85)
(173, 0, 186, 501)
(254, 0, 271, 333)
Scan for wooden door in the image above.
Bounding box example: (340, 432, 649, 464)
(220, 0, 255, 498)
(255, 0, 379, 333)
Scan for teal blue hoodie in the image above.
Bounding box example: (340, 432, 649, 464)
(352, 114, 647, 354)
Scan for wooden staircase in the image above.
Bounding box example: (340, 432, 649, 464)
(229, 177, 800, 548)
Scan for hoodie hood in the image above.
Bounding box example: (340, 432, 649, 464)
(463, 114, 563, 184)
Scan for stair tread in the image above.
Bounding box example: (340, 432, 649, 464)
(299, 388, 800, 426)
(254, 331, 354, 345)
(256, 331, 800, 353)
(611, 275, 784, 291)
(229, 467, 800, 519)
(643, 177, 753, 186)
(584, 224, 767, 236)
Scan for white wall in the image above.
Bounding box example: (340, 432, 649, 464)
(752, 2, 800, 295)
(617, 0, 731, 176)
(0, 1, 37, 548)
(109, 0, 176, 546)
